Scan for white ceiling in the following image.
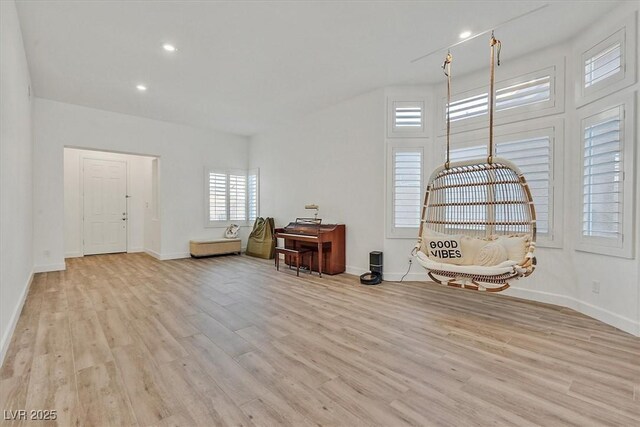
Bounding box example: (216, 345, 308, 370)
(16, 0, 619, 136)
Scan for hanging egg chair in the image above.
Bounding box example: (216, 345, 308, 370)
(413, 34, 536, 292)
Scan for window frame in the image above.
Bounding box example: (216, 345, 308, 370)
(387, 95, 429, 138)
(575, 93, 635, 258)
(386, 141, 425, 239)
(437, 118, 565, 248)
(575, 14, 637, 107)
(437, 60, 565, 134)
(204, 167, 259, 227)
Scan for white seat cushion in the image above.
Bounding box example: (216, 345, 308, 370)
(416, 250, 521, 276)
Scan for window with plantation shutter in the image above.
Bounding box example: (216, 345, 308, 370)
(392, 101, 424, 132)
(449, 134, 553, 236)
(447, 93, 488, 122)
(584, 42, 621, 89)
(449, 145, 486, 162)
(497, 137, 551, 235)
(395, 105, 422, 128)
(577, 96, 634, 258)
(248, 170, 259, 221)
(582, 107, 622, 242)
(446, 74, 552, 123)
(496, 75, 550, 111)
(229, 174, 247, 221)
(392, 148, 423, 230)
(577, 20, 636, 106)
(208, 172, 227, 221)
(387, 97, 427, 138)
(206, 169, 259, 225)
(442, 65, 560, 130)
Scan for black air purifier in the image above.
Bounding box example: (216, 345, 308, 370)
(360, 251, 383, 285)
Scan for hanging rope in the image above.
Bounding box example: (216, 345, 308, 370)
(442, 51, 453, 169)
(488, 32, 501, 164)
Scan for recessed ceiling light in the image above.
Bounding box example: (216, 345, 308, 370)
(162, 43, 177, 52)
(136, 84, 147, 92)
(459, 31, 472, 39)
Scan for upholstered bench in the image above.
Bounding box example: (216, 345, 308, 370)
(190, 238, 241, 257)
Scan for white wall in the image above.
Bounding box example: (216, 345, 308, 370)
(63, 148, 155, 257)
(143, 158, 161, 256)
(33, 98, 250, 270)
(249, 3, 640, 336)
(0, 0, 34, 362)
(250, 89, 386, 274)
(501, 4, 640, 337)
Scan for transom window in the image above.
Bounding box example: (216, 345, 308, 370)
(445, 71, 552, 124)
(584, 42, 621, 89)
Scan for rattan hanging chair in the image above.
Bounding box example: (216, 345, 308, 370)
(413, 35, 536, 292)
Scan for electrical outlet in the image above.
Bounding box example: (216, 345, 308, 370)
(592, 280, 600, 294)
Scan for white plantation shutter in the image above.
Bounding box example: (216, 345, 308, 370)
(582, 107, 623, 241)
(208, 172, 227, 221)
(449, 135, 552, 235)
(496, 75, 551, 111)
(207, 169, 259, 224)
(248, 171, 258, 221)
(393, 149, 423, 228)
(446, 72, 553, 123)
(395, 107, 422, 127)
(585, 42, 621, 88)
(229, 174, 247, 221)
(393, 101, 424, 131)
(447, 93, 488, 122)
(449, 145, 486, 162)
(497, 137, 551, 234)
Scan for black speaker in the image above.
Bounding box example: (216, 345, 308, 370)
(360, 251, 383, 285)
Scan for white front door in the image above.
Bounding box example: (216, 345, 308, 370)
(83, 158, 127, 255)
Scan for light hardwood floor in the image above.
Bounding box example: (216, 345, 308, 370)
(1, 253, 639, 426)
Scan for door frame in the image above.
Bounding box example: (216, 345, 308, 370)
(80, 155, 129, 255)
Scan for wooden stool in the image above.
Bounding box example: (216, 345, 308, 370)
(275, 247, 312, 277)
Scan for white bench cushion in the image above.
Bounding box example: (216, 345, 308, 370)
(416, 251, 521, 276)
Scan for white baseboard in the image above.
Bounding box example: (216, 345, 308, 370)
(33, 262, 66, 273)
(505, 286, 639, 337)
(346, 265, 368, 276)
(0, 271, 34, 367)
(158, 252, 191, 261)
(144, 249, 161, 259)
(66, 247, 144, 257)
(144, 250, 191, 261)
(64, 252, 83, 258)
